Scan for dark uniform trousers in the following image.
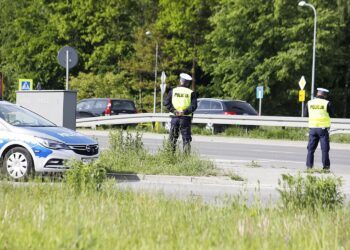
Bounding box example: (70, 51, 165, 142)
(306, 128, 330, 168)
(169, 116, 192, 153)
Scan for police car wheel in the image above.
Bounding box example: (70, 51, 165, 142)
(2, 147, 33, 180)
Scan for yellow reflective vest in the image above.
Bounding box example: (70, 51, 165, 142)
(172, 87, 193, 116)
(308, 98, 331, 128)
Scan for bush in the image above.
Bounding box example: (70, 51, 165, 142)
(64, 160, 107, 193)
(277, 174, 345, 210)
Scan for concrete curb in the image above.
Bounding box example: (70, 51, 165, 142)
(107, 173, 243, 185)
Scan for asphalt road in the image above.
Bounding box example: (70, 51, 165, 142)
(84, 131, 350, 174)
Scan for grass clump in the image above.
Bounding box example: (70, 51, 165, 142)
(99, 130, 216, 176)
(65, 160, 107, 193)
(277, 173, 345, 211)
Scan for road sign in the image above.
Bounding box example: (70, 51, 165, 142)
(57, 46, 79, 69)
(161, 71, 166, 84)
(18, 79, 33, 91)
(57, 46, 79, 90)
(256, 86, 264, 99)
(160, 71, 167, 113)
(160, 71, 167, 95)
(299, 76, 306, 90)
(299, 90, 306, 102)
(160, 83, 166, 95)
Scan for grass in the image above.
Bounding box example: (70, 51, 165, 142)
(98, 130, 219, 176)
(1, 182, 350, 249)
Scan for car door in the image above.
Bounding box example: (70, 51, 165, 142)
(194, 100, 211, 114)
(209, 101, 224, 114)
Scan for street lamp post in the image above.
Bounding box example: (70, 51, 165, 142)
(298, 1, 317, 99)
(146, 31, 158, 113)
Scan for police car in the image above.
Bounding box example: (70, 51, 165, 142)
(0, 101, 99, 180)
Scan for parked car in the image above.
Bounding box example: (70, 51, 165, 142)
(194, 98, 258, 132)
(0, 101, 99, 180)
(76, 98, 137, 118)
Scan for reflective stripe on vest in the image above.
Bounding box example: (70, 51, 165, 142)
(172, 87, 193, 115)
(308, 98, 331, 128)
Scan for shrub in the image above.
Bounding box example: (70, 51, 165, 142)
(277, 174, 345, 211)
(64, 160, 107, 193)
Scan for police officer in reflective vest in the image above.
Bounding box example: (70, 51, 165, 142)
(164, 73, 197, 153)
(304, 88, 334, 170)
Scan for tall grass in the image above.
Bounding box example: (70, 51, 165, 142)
(277, 174, 345, 211)
(0, 183, 349, 249)
(99, 130, 216, 176)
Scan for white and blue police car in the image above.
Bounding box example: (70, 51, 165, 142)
(0, 101, 99, 180)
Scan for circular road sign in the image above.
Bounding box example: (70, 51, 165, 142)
(57, 46, 79, 69)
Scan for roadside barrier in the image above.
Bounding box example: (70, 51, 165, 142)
(76, 113, 350, 134)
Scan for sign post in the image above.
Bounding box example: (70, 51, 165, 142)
(57, 46, 79, 90)
(298, 76, 307, 117)
(256, 86, 264, 116)
(160, 71, 167, 113)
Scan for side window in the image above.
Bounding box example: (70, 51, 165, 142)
(94, 100, 108, 109)
(197, 100, 210, 110)
(77, 100, 95, 111)
(210, 101, 222, 110)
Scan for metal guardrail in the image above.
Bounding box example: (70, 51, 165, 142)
(76, 113, 350, 133)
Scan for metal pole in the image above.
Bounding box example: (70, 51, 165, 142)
(301, 3, 317, 99)
(153, 42, 158, 113)
(161, 92, 163, 113)
(310, 4, 317, 99)
(301, 102, 304, 117)
(66, 50, 69, 90)
(259, 98, 262, 116)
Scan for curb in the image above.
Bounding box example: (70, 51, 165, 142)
(107, 173, 243, 185)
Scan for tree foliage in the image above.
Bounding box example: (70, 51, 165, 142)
(0, 0, 349, 116)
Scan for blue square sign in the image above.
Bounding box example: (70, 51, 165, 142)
(256, 86, 264, 99)
(18, 79, 33, 91)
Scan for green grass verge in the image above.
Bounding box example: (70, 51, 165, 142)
(1, 183, 349, 249)
(99, 130, 218, 176)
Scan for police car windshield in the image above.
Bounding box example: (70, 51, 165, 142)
(0, 103, 56, 127)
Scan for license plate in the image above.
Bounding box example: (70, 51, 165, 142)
(81, 158, 97, 163)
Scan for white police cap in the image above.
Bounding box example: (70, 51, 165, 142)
(317, 88, 329, 93)
(180, 73, 192, 81)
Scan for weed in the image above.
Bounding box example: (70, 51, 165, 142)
(100, 130, 216, 176)
(277, 173, 345, 211)
(229, 173, 245, 181)
(246, 160, 261, 168)
(64, 160, 107, 193)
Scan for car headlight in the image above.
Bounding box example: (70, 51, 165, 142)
(36, 137, 70, 150)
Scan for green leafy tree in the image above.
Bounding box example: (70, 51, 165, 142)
(201, 0, 344, 116)
(155, 0, 217, 91)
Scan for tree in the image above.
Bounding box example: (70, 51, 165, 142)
(201, 0, 343, 116)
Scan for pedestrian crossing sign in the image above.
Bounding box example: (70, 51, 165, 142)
(18, 79, 33, 91)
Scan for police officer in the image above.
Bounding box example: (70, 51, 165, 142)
(304, 88, 335, 170)
(164, 73, 197, 153)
